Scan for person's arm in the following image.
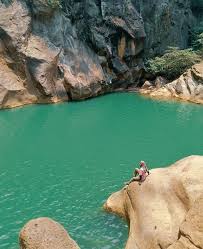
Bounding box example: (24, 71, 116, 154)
(145, 164, 150, 174)
(134, 168, 139, 177)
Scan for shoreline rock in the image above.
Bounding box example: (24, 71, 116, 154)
(19, 217, 80, 249)
(104, 155, 203, 249)
(140, 62, 203, 105)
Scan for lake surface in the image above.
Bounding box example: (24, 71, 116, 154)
(0, 93, 203, 249)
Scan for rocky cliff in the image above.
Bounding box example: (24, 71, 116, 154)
(104, 155, 203, 249)
(0, 0, 195, 108)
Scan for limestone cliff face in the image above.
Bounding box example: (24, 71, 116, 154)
(134, 0, 194, 56)
(0, 0, 195, 108)
(104, 155, 203, 249)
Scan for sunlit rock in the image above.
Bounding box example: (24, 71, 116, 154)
(104, 156, 203, 249)
(19, 217, 80, 249)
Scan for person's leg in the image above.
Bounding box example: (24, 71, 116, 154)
(129, 176, 140, 183)
(124, 176, 141, 189)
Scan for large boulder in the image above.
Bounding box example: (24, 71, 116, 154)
(19, 217, 80, 249)
(104, 155, 203, 249)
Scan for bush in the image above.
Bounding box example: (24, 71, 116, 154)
(47, 0, 61, 9)
(146, 47, 201, 80)
(191, 21, 203, 48)
(193, 33, 203, 53)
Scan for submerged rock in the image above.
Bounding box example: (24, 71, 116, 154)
(140, 62, 203, 104)
(19, 217, 80, 249)
(104, 155, 203, 249)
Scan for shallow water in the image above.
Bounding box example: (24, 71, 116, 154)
(0, 93, 203, 249)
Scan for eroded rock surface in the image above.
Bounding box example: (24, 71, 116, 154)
(134, 0, 194, 56)
(19, 217, 80, 249)
(140, 62, 203, 104)
(168, 194, 203, 249)
(104, 155, 203, 249)
(0, 0, 196, 109)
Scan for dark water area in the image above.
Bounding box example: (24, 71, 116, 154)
(0, 93, 203, 249)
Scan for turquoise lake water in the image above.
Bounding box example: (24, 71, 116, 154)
(0, 93, 203, 249)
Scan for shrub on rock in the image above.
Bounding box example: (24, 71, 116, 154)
(146, 47, 201, 80)
(193, 33, 203, 54)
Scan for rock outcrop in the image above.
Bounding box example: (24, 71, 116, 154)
(140, 62, 203, 104)
(0, 0, 195, 109)
(19, 217, 80, 249)
(168, 194, 203, 249)
(104, 155, 203, 249)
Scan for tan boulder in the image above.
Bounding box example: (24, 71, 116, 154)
(19, 217, 80, 249)
(192, 62, 203, 82)
(154, 76, 168, 88)
(104, 155, 203, 249)
(141, 80, 153, 90)
(168, 194, 203, 249)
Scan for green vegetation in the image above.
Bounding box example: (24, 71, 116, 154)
(147, 1, 203, 81)
(147, 25, 203, 80)
(191, 20, 203, 51)
(193, 33, 203, 53)
(146, 47, 201, 80)
(47, 0, 61, 9)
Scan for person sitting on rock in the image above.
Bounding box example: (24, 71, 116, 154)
(139, 160, 150, 176)
(124, 161, 150, 189)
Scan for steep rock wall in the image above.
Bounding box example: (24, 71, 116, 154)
(0, 0, 195, 108)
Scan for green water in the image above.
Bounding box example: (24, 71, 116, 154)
(0, 93, 203, 249)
